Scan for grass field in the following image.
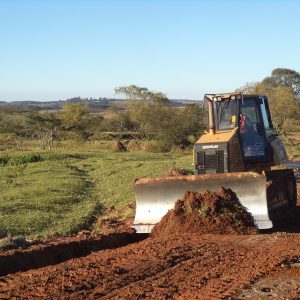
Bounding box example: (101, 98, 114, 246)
(0, 147, 192, 239)
(1, 136, 299, 241)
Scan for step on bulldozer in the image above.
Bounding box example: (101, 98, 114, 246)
(133, 93, 300, 233)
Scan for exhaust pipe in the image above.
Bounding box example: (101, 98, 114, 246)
(205, 95, 216, 135)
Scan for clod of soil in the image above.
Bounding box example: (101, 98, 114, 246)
(151, 187, 258, 238)
(96, 219, 135, 235)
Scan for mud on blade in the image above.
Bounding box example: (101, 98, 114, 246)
(132, 171, 295, 233)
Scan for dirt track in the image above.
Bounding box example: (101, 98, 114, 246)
(1, 231, 300, 299)
(1, 209, 300, 299)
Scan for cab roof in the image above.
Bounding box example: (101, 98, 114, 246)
(205, 93, 265, 102)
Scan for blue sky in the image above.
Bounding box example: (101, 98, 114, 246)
(0, 0, 300, 101)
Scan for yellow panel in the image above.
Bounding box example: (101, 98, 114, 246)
(196, 128, 237, 144)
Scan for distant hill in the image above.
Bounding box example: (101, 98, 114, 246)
(0, 98, 203, 112)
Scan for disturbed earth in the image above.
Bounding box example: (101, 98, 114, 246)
(151, 188, 258, 238)
(1, 190, 300, 299)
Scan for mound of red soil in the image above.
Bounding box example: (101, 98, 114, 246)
(151, 187, 258, 238)
(113, 141, 127, 152)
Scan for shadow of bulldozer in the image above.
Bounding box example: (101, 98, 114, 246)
(270, 204, 300, 233)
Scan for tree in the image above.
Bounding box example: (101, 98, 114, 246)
(62, 102, 89, 130)
(126, 100, 167, 139)
(0, 114, 31, 150)
(61, 102, 103, 139)
(113, 85, 169, 139)
(261, 68, 300, 97)
(28, 113, 62, 150)
(237, 68, 300, 141)
(236, 82, 259, 94)
(112, 85, 206, 150)
(268, 87, 298, 135)
(157, 104, 207, 148)
(114, 84, 169, 104)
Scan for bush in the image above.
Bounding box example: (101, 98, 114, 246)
(8, 154, 42, 165)
(0, 155, 9, 166)
(100, 112, 134, 132)
(143, 140, 171, 153)
(157, 105, 206, 150)
(284, 118, 300, 133)
(126, 140, 142, 151)
(100, 102, 207, 152)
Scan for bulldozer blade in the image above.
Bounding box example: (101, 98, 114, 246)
(132, 171, 294, 233)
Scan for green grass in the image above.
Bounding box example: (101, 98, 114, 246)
(1, 135, 298, 240)
(0, 148, 192, 238)
(75, 151, 193, 220)
(0, 157, 97, 237)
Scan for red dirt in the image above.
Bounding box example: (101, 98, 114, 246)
(2, 233, 300, 299)
(236, 260, 300, 299)
(0, 232, 145, 278)
(0, 196, 300, 299)
(93, 218, 135, 235)
(113, 141, 127, 152)
(151, 187, 257, 238)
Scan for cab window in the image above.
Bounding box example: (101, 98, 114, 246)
(215, 100, 238, 130)
(239, 98, 267, 158)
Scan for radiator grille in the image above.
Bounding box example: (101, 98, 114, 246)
(197, 150, 225, 173)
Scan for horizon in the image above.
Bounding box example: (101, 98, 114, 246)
(0, 96, 202, 103)
(1, 0, 300, 102)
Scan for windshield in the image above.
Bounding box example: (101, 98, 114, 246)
(215, 100, 238, 130)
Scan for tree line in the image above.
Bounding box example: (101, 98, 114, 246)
(0, 68, 299, 151)
(0, 85, 206, 151)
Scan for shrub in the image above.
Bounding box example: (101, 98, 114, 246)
(126, 140, 142, 151)
(143, 140, 170, 153)
(8, 154, 42, 166)
(0, 155, 9, 166)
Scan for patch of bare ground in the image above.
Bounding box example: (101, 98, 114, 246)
(1, 194, 300, 299)
(2, 233, 300, 299)
(0, 222, 144, 278)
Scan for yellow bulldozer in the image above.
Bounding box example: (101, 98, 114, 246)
(132, 92, 300, 233)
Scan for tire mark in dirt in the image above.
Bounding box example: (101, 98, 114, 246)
(97, 235, 274, 300)
(2, 233, 300, 299)
(0, 232, 146, 277)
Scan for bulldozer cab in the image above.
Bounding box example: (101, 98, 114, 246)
(194, 93, 276, 175)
